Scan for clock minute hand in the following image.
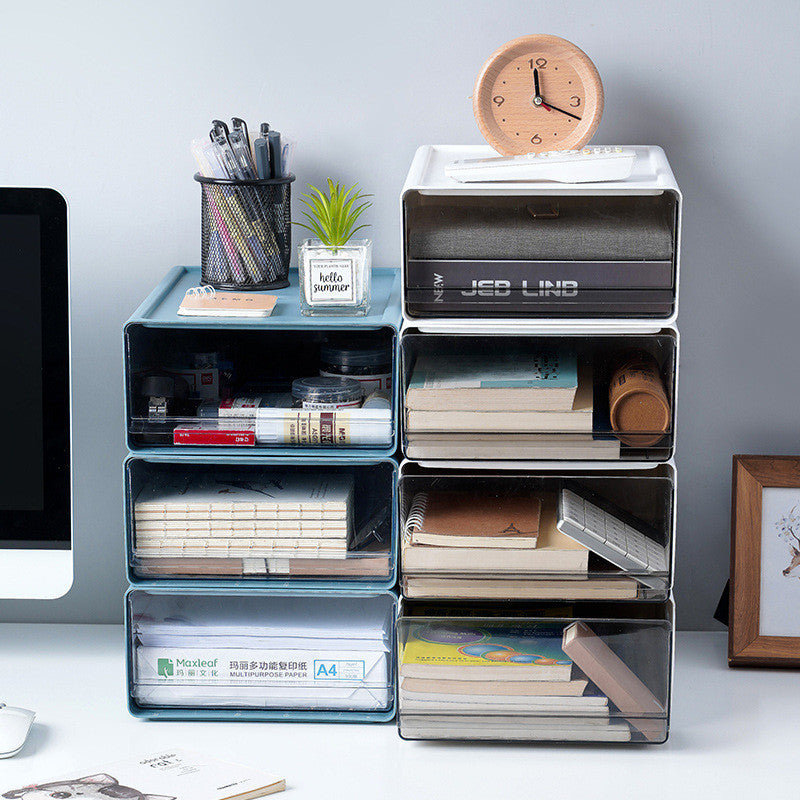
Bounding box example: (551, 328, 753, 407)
(540, 101, 582, 121)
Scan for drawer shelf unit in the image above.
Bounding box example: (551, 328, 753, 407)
(122, 267, 403, 722)
(400, 145, 681, 331)
(398, 461, 675, 602)
(397, 599, 674, 743)
(124, 266, 402, 457)
(395, 144, 682, 744)
(125, 455, 399, 590)
(126, 586, 398, 722)
(400, 326, 679, 463)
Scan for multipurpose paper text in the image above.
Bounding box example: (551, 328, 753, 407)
(729, 455, 800, 666)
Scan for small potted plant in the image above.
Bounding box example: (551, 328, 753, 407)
(296, 179, 373, 316)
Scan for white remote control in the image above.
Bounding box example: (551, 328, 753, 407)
(445, 147, 637, 184)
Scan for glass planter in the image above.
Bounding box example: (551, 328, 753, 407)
(299, 239, 372, 316)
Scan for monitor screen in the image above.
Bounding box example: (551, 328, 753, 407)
(0, 191, 70, 549)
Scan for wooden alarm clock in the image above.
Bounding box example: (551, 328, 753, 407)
(473, 34, 604, 155)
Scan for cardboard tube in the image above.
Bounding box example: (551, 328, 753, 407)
(609, 351, 670, 447)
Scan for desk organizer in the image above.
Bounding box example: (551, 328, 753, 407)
(401, 327, 679, 462)
(396, 144, 681, 746)
(125, 456, 398, 589)
(400, 145, 681, 329)
(396, 600, 673, 743)
(398, 462, 674, 601)
(124, 266, 401, 456)
(126, 587, 398, 722)
(122, 268, 402, 725)
(197, 174, 295, 291)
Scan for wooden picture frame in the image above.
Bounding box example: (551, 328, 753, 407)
(730, 455, 800, 666)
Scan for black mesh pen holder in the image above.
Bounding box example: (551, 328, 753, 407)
(195, 173, 295, 290)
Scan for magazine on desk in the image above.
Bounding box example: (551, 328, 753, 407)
(1, 748, 285, 799)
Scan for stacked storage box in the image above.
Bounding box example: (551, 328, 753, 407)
(122, 266, 402, 721)
(396, 146, 680, 743)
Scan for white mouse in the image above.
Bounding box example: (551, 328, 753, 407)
(0, 703, 35, 758)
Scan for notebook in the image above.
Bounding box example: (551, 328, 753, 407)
(405, 436, 621, 461)
(399, 716, 632, 742)
(405, 364, 594, 433)
(402, 575, 639, 600)
(400, 622, 573, 681)
(405, 351, 578, 412)
(178, 287, 277, 317)
(134, 550, 392, 578)
(404, 490, 541, 548)
(399, 676, 589, 697)
(133, 536, 350, 559)
(0, 748, 285, 799)
(399, 693, 610, 714)
(401, 494, 588, 574)
(134, 473, 353, 521)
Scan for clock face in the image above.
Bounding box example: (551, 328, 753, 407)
(473, 35, 604, 155)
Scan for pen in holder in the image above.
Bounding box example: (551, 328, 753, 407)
(195, 173, 295, 290)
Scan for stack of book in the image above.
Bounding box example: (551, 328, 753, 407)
(402, 489, 639, 600)
(398, 620, 666, 742)
(132, 472, 389, 578)
(404, 351, 620, 460)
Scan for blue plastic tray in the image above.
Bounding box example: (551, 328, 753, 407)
(125, 586, 398, 722)
(124, 454, 399, 591)
(123, 266, 402, 457)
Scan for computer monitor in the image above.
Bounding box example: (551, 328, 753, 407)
(0, 188, 72, 599)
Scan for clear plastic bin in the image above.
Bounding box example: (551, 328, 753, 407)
(125, 458, 396, 584)
(124, 325, 395, 451)
(398, 464, 674, 601)
(401, 328, 677, 462)
(397, 600, 672, 743)
(127, 589, 396, 719)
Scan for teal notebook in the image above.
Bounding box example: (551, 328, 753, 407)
(408, 352, 577, 390)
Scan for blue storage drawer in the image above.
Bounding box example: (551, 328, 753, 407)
(126, 586, 398, 722)
(123, 266, 401, 457)
(124, 454, 398, 590)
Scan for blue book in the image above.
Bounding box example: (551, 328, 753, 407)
(406, 351, 578, 412)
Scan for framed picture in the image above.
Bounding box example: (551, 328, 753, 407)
(730, 455, 800, 666)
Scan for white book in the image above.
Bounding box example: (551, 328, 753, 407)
(134, 519, 349, 535)
(133, 537, 349, 559)
(134, 472, 353, 519)
(1, 748, 284, 799)
(400, 692, 610, 714)
(406, 437, 621, 461)
(399, 717, 632, 742)
(405, 352, 579, 412)
(405, 364, 593, 433)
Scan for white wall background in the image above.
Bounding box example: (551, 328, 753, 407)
(0, 0, 798, 629)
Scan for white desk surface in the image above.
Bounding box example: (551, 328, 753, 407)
(1, 625, 798, 799)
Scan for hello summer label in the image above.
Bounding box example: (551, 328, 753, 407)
(308, 258, 356, 304)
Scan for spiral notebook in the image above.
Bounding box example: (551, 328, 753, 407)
(178, 286, 277, 317)
(404, 490, 541, 548)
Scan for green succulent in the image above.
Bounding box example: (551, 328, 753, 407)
(295, 179, 372, 248)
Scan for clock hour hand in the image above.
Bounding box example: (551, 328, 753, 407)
(532, 69, 551, 111)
